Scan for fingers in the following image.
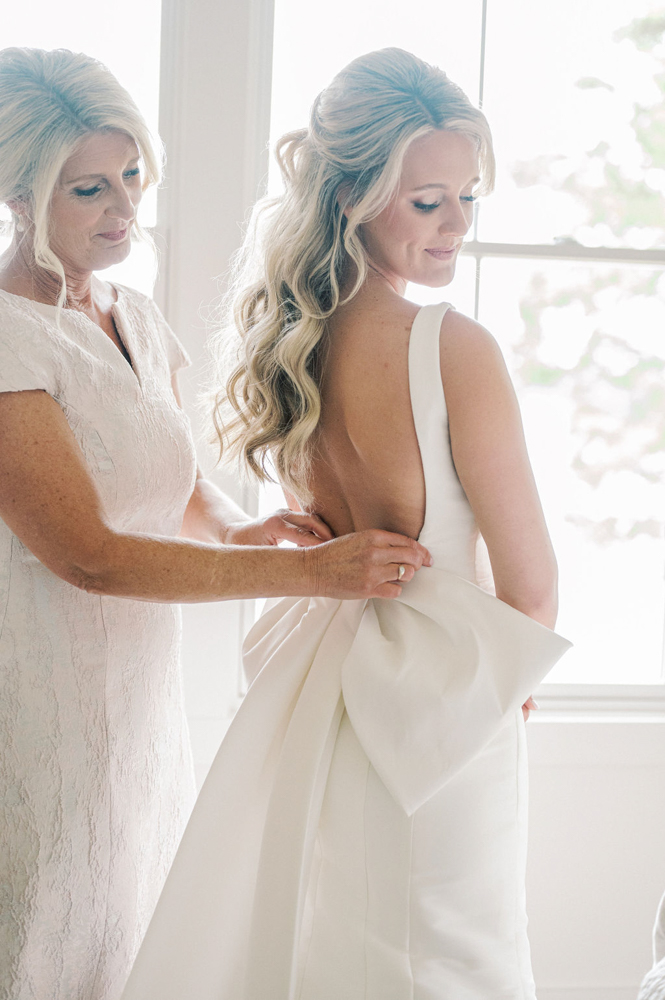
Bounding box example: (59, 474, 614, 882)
(379, 544, 426, 573)
(355, 532, 431, 600)
(282, 526, 328, 548)
(260, 510, 333, 547)
(281, 511, 335, 542)
(367, 530, 433, 567)
(372, 581, 403, 599)
(310, 528, 432, 601)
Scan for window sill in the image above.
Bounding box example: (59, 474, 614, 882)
(533, 683, 665, 721)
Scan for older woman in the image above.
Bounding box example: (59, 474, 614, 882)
(0, 47, 430, 1000)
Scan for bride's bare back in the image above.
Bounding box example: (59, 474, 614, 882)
(310, 286, 425, 540)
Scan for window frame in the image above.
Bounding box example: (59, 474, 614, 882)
(158, 0, 665, 720)
(467, 0, 665, 708)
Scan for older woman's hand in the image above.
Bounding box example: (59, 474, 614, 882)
(225, 509, 335, 548)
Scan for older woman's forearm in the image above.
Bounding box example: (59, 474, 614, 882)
(63, 526, 431, 603)
(67, 529, 310, 601)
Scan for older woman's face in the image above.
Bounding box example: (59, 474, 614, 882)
(47, 130, 143, 276)
(358, 130, 479, 295)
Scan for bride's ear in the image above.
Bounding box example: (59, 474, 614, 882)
(336, 184, 354, 219)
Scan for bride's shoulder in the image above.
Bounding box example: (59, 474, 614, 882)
(439, 307, 507, 370)
(438, 308, 514, 403)
(439, 306, 497, 346)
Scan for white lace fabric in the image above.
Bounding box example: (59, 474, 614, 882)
(0, 286, 197, 1000)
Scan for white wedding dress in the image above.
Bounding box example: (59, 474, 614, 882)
(122, 302, 571, 1000)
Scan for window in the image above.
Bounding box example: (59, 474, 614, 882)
(268, 0, 665, 687)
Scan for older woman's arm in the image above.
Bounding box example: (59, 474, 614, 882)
(0, 389, 430, 602)
(172, 374, 335, 549)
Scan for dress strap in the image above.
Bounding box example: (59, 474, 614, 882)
(408, 302, 451, 437)
(407, 302, 453, 542)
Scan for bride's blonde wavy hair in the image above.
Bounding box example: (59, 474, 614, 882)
(213, 47, 495, 502)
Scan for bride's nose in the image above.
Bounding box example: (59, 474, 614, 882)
(439, 201, 472, 238)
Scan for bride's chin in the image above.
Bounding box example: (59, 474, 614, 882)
(419, 272, 456, 289)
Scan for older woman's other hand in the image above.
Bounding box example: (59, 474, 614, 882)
(225, 509, 335, 548)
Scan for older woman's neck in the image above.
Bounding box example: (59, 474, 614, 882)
(0, 236, 95, 309)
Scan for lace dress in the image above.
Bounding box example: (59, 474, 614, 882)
(0, 286, 197, 1000)
(122, 303, 571, 1000)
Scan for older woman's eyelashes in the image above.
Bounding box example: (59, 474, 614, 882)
(73, 185, 103, 198)
(73, 168, 140, 198)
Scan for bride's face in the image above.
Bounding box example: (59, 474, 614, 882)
(359, 129, 480, 294)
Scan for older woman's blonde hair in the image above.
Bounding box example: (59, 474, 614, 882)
(213, 47, 495, 503)
(0, 47, 162, 305)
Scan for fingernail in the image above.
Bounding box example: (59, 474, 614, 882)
(531, 698, 540, 710)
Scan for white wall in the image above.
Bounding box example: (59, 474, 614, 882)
(157, 2, 665, 995)
(527, 720, 665, 998)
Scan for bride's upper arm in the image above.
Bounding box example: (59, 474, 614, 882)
(439, 310, 559, 627)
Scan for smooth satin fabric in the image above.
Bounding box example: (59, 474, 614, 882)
(122, 302, 571, 1000)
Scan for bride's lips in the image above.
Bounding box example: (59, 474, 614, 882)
(97, 228, 129, 242)
(425, 245, 459, 260)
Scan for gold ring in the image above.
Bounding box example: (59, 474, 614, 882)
(397, 564, 405, 581)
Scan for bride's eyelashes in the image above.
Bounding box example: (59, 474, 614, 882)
(412, 195, 477, 212)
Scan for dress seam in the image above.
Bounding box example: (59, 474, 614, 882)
(514, 711, 530, 1000)
(362, 756, 371, 999)
(0, 536, 14, 640)
(89, 595, 113, 998)
(295, 834, 324, 999)
(406, 814, 415, 1000)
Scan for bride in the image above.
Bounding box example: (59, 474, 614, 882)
(122, 48, 571, 1000)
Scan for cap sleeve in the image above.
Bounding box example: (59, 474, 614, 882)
(113, 284, 192, 377)
(0, 298, 58, 395)
(148, 298, 191, 376)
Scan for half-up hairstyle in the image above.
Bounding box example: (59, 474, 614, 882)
(0, 47, 162, 307)
(213, 47, 494, 502)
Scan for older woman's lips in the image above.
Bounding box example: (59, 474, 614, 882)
(98, 228, 128, 242)
(425, 246, 458, 259)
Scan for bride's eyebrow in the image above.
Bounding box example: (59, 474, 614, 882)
(412, 177, 481, 192)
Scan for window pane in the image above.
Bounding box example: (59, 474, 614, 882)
(478, 257, 665, 683)
(479, 0, 665, 250)
(1, 0, 161, 295)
